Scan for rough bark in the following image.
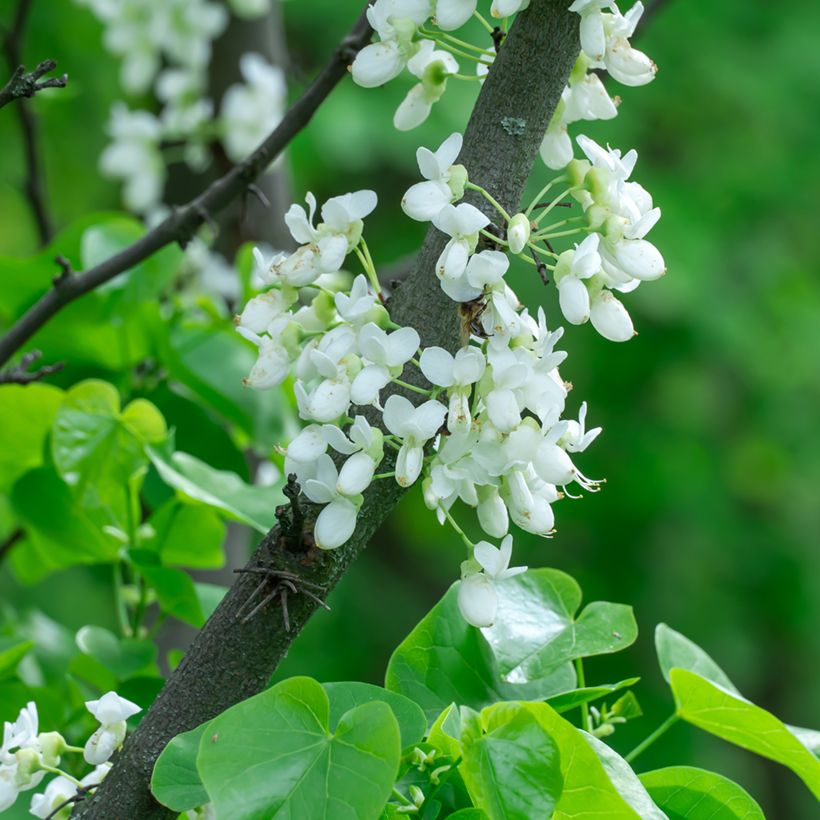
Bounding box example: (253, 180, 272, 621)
(73, 2, 579, 816)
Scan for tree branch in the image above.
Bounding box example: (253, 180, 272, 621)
(72, 2, 579, 817)
(0, 348, 63, 384)
(0, 5, 374, 370)
(2, 0, 67, 245)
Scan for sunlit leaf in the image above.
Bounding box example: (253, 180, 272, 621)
(152, 722, 210, 812)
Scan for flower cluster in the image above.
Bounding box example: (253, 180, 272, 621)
(236, 0, 664, 628)
(1, 694, 139, 817)
(75, 0, 285, 215)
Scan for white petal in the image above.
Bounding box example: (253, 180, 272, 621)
(413, 399, 448, 439)
(83, 724, 124, 765)
(383, 394, 414, 436)
(284, 203, 314, 244)
(419, 346, 455, 387)
(321, 424, 358, 455)
(579, 12, 606, 61)
(435, 0, 477, 31)
(402, 180, 453, 222)
(452, 345, 486, 385)
(394, 84, 433, 131)
(351, 41, 404, 88)
(317, 234, 349, 273)
(590, 290, 635, 342)
(557, 276, 591, 325)
(533, 443, 575, 485)
(477, 488, 509, 538)
(314, 499, 358, 549)
(487, 388, 520, 432)
(337, 452, 376, 496)
(465, 249, 508, 288)
(474, 540, 506, 577)
(386, 326, 421, 367)
(351, 365, 390, 406)
(540, 126, 574, 170)
(440, 271, 482, 302)
(289, 427, 330, 463)
(435, 132, 463, 169)
(455, 202, 491, 235)
(85, 692, 141, 724)
(396, 443, 424, 487)
(457, 574, 498, 627)
(308, 378, 351, 421)
(611, 238, 665, 281)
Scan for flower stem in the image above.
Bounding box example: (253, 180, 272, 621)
(392, 378, 433, 396)
(624, 713, 680, 764)
(419, 36, 493, 65)
(524, 176, 566, 216)
(373, 471, 396, 480)
(466, 181, 511, 222)
(426, 29, 495, 56)
(533, 187, 578, 226)
(440, 506, 474, 551)
(575, 658, 591, 732)
(472, 10, 496, 34)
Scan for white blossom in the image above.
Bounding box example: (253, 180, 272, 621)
(402, 133, 467, 222)
(303, 454, 368, 549)
(394, 40, 459, 131)
(383, 395, 447, 487)
(84, 692, 141, 765)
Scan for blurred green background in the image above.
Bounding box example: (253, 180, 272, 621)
(1, 0, 818, 816)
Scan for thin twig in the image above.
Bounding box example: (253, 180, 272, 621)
(0, 6, 374, 369)
(1, 0, 66, 244)
(0, 350, 63, 384)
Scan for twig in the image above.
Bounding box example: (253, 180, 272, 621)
(0, 59, 67, 109)
(0, 6, 374, 369)
(0, 528, 23, 563)
(0, 350, 63, 384)
(1, 0, 66, 244)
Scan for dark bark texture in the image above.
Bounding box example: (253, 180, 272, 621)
(73, 2, 578, 816)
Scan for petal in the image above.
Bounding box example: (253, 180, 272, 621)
(308, 378, 351, 421)
(317, 234, 349, 273)
(413, 399, 448, 439)
(453, 346, 486, 385)
(396, 443, 424, 487)
(314, 499, 358, 549)
(590, 290, 635, 342)
(436, 131, 463, 169)
(394, 84, 433, 131)
(351, 364, 391, 405)
(440, 271, 483, 302)
(540, 126, 574, 170)
(487, 388, 521, 432)
(579, 11, 606, 61)
(457, 574, 498, 627)
(419, 346, 456, 387)
(351, 41, 404, 88)
(283, 203, 314, 244)
(454, 202, 491, 235)
(383, 394, 414, 436)
(386, 326, 421, 367)
(441, 240, 469, 281)
(474, 540, 505, 577)
(303, 478, 334, 504)
(435, 0, 477, 31)
(416, 146, 442, 181)
(401, 180, 452, 222)
(84, 727, 121, 766)
(611, 238, 665, 281)
(321, 424, 358, 455)
(557, 276, 591, 325)
(465, 249, 508, 287)
(337, 451, 376, 496)
(432, 203, 461, 237)
(477, 489, 509, 538)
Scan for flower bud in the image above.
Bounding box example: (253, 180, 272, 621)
(506, 213, 531, 254)
(446, 164, 468, 200)
(38, 732, 68, 767)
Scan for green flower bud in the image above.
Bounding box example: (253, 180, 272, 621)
(447, 164, 468, 200)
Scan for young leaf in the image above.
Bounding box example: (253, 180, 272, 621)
(151, 722, 211, 812)
(639, 766, 765, 819)
(482, 569, 638, 681)
(133, 562, 205, 627)
(655, 624, 738, 693)
(75, 625, 158, 681)
(385, 580, 574, 721)
(545, 678, 640, 714)
(322, 681, 427, 750)
(0, 639, 35, 680)
(670, 668, 820, 799)
(197, 677, 401, 820)
(459, 703, 563, 820)
(141, 501, 226, 569)
(148, 445, 280, 533)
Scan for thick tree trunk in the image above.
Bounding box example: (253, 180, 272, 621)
(74, 2, 579, 816)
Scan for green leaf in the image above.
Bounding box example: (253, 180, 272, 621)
(197, 676, 401, 820)
(0, 384, 63, 493)
(148, 445, 280, 533)
(385, 579, 575, 722)
(75, 626, 158, 681)
(655, 623, 738, 693)
(482, 569, 638, 681)
(152, 722, 210, 812)
(134, 563, 204, 627)
(584, 733, 666, 819)
(0, 638, 35, 679)
(670, 668, 820, 798)
(459, 702, 563, 820)
(51, 380, 166, 516)
(788, 725, 820, 757)
(639, 766, 765, 819)
(462, 701, 641, 820)
(142, 501, 226, 569)
(10, 467, 121, 580)
(447, 811, 489, 819)
(323, 681, 427, 750)
(545, 678, 640, 714)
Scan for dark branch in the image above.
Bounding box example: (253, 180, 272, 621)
(0, 59, 68, 109)
(72, 2, 580, 817)
(0, 6, 374, 369)
(0, 349, 63, 385)
(2, 0, 66, 244)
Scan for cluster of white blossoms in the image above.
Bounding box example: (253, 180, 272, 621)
(75, 0, 285, 215)
(236, 0, 664, 627)
(0, 694, 139, 817)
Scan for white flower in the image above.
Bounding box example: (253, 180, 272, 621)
(382, 395, 447, 486)
(351, 0, 431, 88)
(99, 104, 165, 213)
(322, 415, 384, 462)
(554, 233, 601, 325)
(434, 0, 476, 30)
(237, 289, 295, 334)
(420, 345, 485, 431)
(589, 289, 635, 341)
(29, 775, 75, 819)
(394, 40, 459, 130)
(560, 401, 602, 453)
(490, 0, 530, 18)
(351, 323, 420, 406)
(433, 203, 490, 286)
(238, 323, 292, 390)
(303, 454, 367, 549)
(602, 3, 656, 86)
(476, 485, 509, 538)
(221, 53, 286, 162)
(457, 535, 526, 627)
(227, 0, 271, 19)
(402, 132, 466, 222)
(83, 692, 141, 766)
(506, 213, 531, 254)
(335, 275, 381, 325)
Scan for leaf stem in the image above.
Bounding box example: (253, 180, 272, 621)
(624, 713, 679, 764)
(440, 506, 474, 551)
(112, 563, 131, 638)
(575, 658, 591, 732)
(466, 181, 511, 222)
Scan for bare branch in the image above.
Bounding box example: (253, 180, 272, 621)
(0, 59, 68, 109)
(0, 349, 63, 385)
(72, 2, 580, 817)
(0, 6, 374, 369)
